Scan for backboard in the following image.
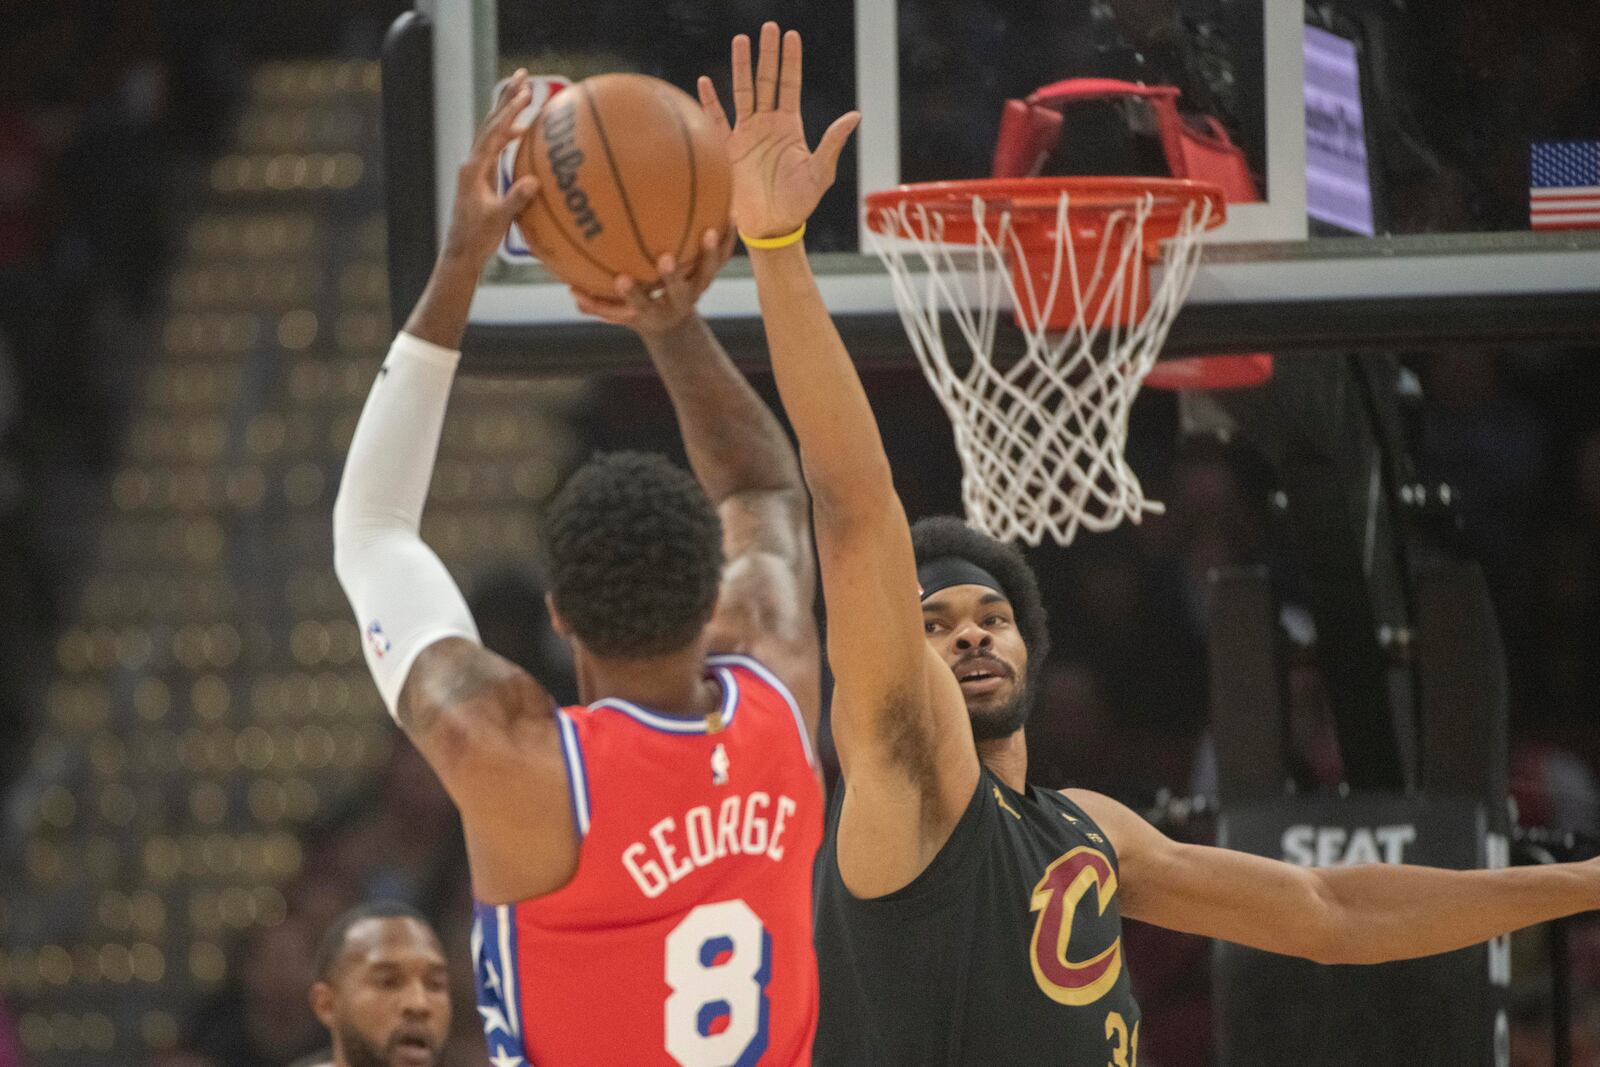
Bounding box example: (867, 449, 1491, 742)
(384, 1, 1600, 372)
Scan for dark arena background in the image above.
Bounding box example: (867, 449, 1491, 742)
(2, 1, 1600, 1065)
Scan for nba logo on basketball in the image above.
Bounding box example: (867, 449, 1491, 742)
(497, 75, 571, 263)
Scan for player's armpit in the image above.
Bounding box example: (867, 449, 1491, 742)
(831, 643, 981, 898)
(399, 638, 580, 901)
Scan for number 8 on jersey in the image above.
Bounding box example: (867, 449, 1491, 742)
(666, 900, 773, 1066)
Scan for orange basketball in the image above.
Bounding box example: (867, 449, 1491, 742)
(514, 73, 731, 297)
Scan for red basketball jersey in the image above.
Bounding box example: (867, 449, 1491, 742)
(473, 654, 823, 1067)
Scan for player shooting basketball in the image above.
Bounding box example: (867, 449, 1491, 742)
(712, 22, 1600, 1066)
(334, 71, 824, 1065)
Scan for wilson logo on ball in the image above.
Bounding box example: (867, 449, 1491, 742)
(543, 100, 602, 240)
(512, 73, 730, 297)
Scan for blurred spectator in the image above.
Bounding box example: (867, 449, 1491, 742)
(1417, 352, 1545, 570)
(1125, 916, 1215, 1066)
(1512, 742, 1600, 837)
(0, 328, 41, 802)
(1028, 660, 1119, 792)
(174, 744, 466, 1067)
(0, 992, 19, 1067)
(469, 566, 577, 706)
(309, 902, 452, 1067)
(149, 1054, 217, 1067)
(1282, 628, 1346, 790)
(164, 558, 583, 1065)
(1413, 351, 1560, 733)
(312, 743, 464, 908)
(182, 917, 325, 1067)
(429, 874, 492, 1067)
(0, 0, 240, 807)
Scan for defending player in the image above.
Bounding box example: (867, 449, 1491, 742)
(333, 72, 822, 1066)
(711, 23, 1600, 1066)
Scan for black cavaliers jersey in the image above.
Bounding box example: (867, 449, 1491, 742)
(814, 767, 1142, 1066)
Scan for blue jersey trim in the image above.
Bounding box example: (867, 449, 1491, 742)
(472, 902, 528, 1061)
(707, 653, 816, 767)
(589, 667, 740, 734)
(556, 710, 592, 836)
(499, 903, 523, 1040)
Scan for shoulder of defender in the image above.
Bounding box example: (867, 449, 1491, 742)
(1047, 788, 1128, 857)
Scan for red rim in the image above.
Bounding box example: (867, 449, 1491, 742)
(865, 176, 1227, 236)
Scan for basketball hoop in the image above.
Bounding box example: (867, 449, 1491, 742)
(865, 177, 1226, 546)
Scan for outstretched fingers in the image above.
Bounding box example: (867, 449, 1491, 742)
(715, 224, 738, 267)
(689, 227, 731, 293)
(731, 34, 754, 119)
(652, 254, 693, 312)
(754, 21, 781, 112)
(812, 110, 862, 183)
(569, 287, 630, 326)
(779, 29, 802, 114)
(492, 69, 528, 113)
(495, 174, 539, 224)
(697, 76, 731, 137)
(464, 74, 532, 190)
(476, 71, 530, 153)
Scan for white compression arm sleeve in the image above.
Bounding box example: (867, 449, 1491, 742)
(333, 331, 481, 718)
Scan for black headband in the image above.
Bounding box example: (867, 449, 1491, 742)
(918, 556, 1006, 601)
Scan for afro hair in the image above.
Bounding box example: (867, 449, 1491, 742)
(910, 515, 1051, 703)
(543, 451, 723, 659)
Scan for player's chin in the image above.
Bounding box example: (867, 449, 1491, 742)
(966, 688, 1028, 741)
(385, 1031, 441, 1067)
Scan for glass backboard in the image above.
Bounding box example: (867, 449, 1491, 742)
(386, 0, 1600, 369)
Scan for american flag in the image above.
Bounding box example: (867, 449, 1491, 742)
(1530, 141, 1600, 230)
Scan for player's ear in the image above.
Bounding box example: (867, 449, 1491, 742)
(310, 979, 337, 1028)
(545, 592, 572, 640)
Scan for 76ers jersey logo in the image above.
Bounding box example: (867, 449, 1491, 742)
(1028, 846, 1123, 1006)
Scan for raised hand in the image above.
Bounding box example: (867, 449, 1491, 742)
(572, 226, 737, 337)
(404, 71, 540, 349)
(698, 23, 860, 242)
(439, 70, 540, 268)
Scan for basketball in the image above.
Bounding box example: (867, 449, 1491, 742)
(513, 73, 731, 296)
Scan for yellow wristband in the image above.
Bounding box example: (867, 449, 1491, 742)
(739, 222, 806, 250)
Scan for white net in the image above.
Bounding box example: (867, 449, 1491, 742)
(868, 189, 1215, 546)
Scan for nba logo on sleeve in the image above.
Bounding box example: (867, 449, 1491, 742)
(365, 620, 391, 659)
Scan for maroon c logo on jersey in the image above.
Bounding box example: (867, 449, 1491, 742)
(1028, 846, 1123, 1006)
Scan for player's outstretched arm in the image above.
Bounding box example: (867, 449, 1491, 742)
(333, 73, 577, 903)
(707, 23, 980, 895)
(1071, 789, 1600, 965)
(572, 239, 820, 744)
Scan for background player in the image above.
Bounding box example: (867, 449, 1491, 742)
(308, 902, 450, 1067)
(333, 72, 822, 1065)
(710, 22, 1600, 1066)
